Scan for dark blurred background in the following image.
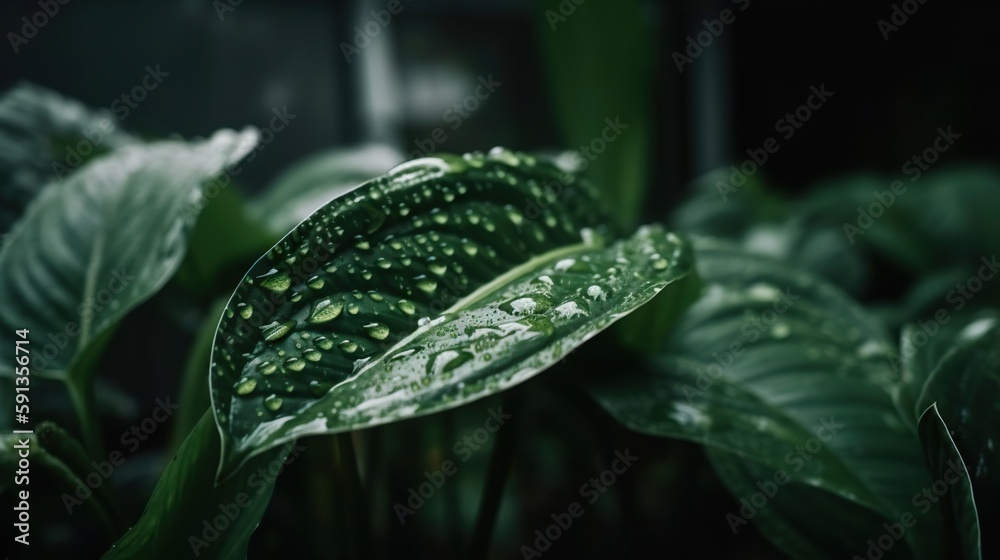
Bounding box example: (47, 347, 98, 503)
(2, 0, 997, 558)
(4, 0, 996, 213)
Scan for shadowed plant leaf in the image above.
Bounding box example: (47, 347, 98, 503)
(918, 404, 982, 560)
(210, 149, 694, 478)
(0, 82, 135, 233)
(587, 239, 941, 559)
(0, 129, 257, 382)
(102, 413, 295, 560)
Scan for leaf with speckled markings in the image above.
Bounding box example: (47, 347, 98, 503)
(587, 238, 943, 560)
(210, 148, 694, 478)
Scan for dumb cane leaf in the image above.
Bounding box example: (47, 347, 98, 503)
(587, 239, 942, 559)
(911, 317, 1000, 559)
(0, 129, 257, 383)
(211, 148, 693, 478)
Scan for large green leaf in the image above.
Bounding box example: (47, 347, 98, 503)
(918, 404, 982, 560)
(706, 447, 902, 560)
(913, 321, 1000, 557)
(588, 239, 941, 558)
(211, 149, 694, 477)
(0, 82, 135, 233)
(0, 128, 257, 381)
(102, 413, 293, 560)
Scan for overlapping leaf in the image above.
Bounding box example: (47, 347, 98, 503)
(211, 149, 694, 477)
(588, 239, 941, 558)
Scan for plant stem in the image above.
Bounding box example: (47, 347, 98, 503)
(468, 392, 523, 559)
(67, 378, 106, 462)
(333, 432, 373, 559)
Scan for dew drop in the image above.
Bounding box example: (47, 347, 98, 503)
(304, 350, 322, 362)
(285, 357, 306, 372)
(238, 303, 253, 319)
(259, 270, 291, 293)
(316, 337, 334, 350)
(416, 276, 437, 294)
(235, 378, 257, 395)
(308, 276, 325, 290)
(309, 298, 344, 323)
(262, 320, 296, 342)
(586, 285, 606, 301)
(258, 361, 278, 375)
(398, 300, 416, 315)
(363, 323, 390, 340)
(339, 340, 358, 354)
(264, 395, 283, 412)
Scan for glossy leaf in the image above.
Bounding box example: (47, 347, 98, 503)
(918, 404, 982, 560)
(0, 82, 135, 232)
(0, 128, 257, 381)
(102, 413, 294, 560)
(588, 239, 941, 558)
(913, 321, 1000, 557)
(211, 149, 694, 477)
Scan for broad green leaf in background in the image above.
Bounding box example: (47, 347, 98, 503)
(588, 239, 941, 559)
(671, 170, 867, 295)
(706, 447, 901, 560)
(251, 144, 403, 235)
(0, 82, 135, 233)
(102, 413, 293, 560)
(893, 310, 999, 431)
(0, 129, 257, 453)
(912, 321, 1000, 558)
(211, 149, 694, 478)
(918, 404, 982, 560)
(531, 0, 652, 230)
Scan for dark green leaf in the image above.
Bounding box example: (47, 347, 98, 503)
(211, 149, 694, 477)
(912, 321, 1000, 556)
(0, 129, 257, 382)
(0, 82, 135, 232)
(588, 239, 941, 558)
(102, 412, 294, 560)
(918, 404, 982, 560)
